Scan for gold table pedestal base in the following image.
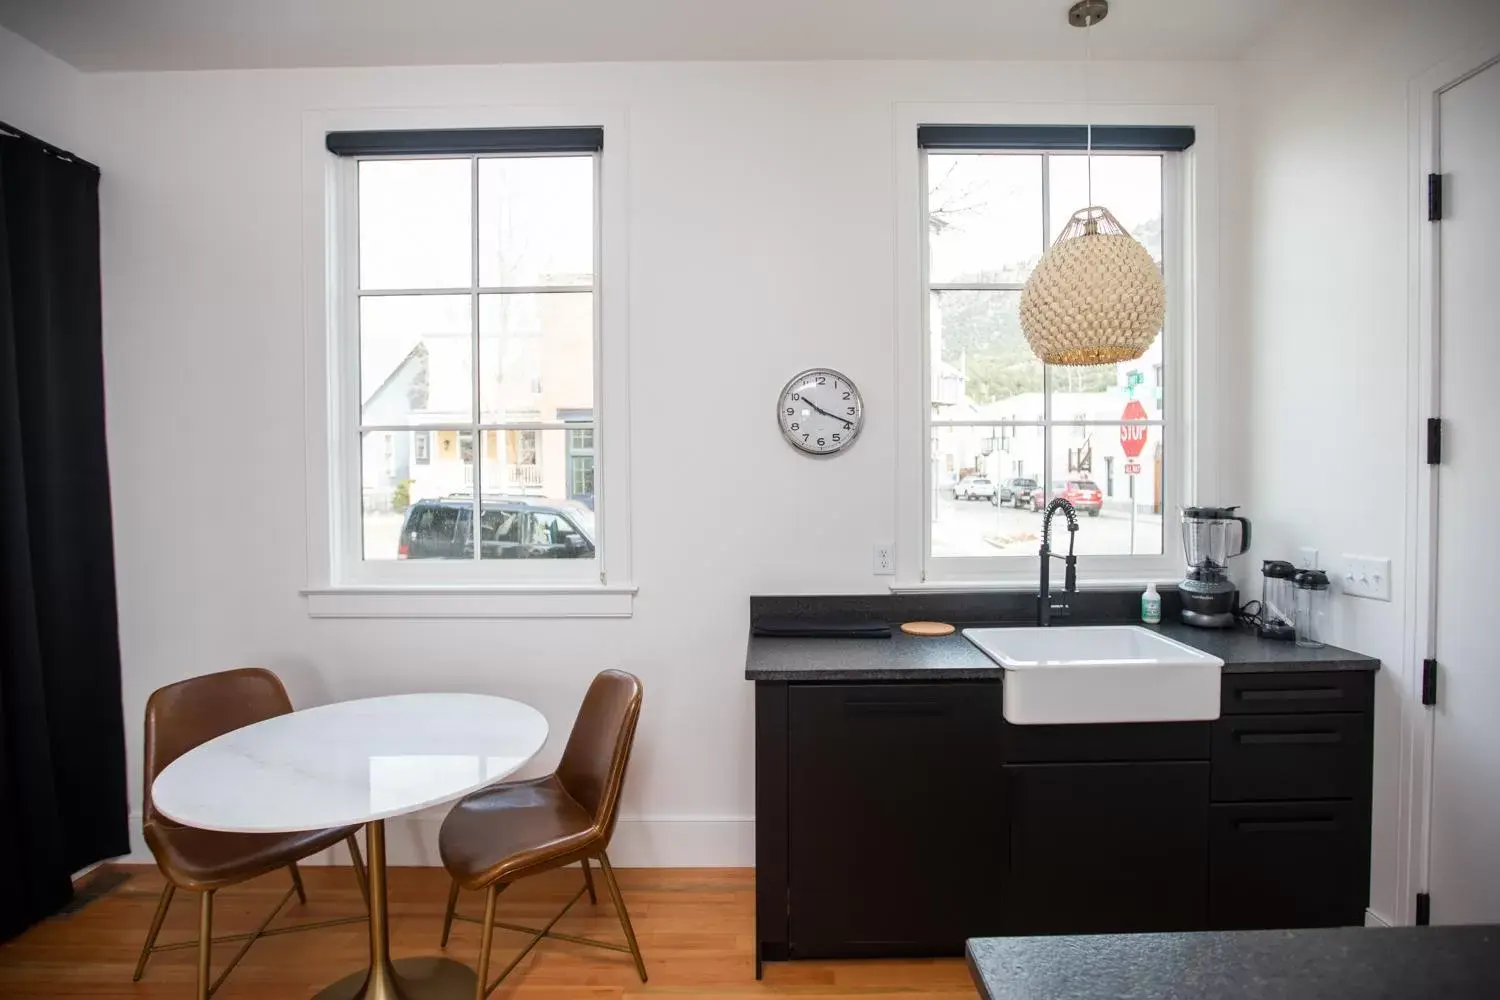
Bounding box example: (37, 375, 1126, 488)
(312, 819, 476, 1000)
(311, 957, 476, 1000)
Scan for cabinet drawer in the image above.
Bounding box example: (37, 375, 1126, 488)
(1212, 713, 1371, 802)
(1209, 801, 1369, 929)
(1221, 672, 1372, 715)
(1004, 722, 1209, 763)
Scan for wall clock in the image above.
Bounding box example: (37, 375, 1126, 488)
(777, 368, 864, 456)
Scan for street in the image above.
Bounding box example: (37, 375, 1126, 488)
(932, 491, 1164, 558)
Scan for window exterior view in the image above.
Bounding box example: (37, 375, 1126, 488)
(350, 152, 599, 564)
(925, 149, 1171, 569)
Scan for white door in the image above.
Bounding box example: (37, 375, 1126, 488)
(1429, 55, 1500, 925)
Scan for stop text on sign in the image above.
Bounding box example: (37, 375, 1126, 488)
(1120, 399, 1149, 458)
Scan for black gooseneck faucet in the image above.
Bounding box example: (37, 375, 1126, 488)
(1038, 498, 1079, 626)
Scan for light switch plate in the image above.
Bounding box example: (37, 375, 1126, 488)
(1340, 555, 1392, 602)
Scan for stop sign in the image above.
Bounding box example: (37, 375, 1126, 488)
(1120, 400, 1149, 458)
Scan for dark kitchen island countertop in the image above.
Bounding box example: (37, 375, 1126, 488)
(745, 620, 1379, 681)
(966, 925, 1500, 1000)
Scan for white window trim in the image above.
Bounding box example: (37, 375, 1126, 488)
(299, 105, 634, 618)
(892, 101, 1223, 590)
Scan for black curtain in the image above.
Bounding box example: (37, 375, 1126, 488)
(0, 129, 129, 942)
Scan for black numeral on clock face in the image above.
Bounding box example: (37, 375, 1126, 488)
(814, 376, 827, 385)
(785, 407, 794, 415)
(832, 433, 841, 443)
(802, 434, 810, 442)
(790, 422, 799, 431)
(791, 393, 800, 401)
(816, 437, 825, 447)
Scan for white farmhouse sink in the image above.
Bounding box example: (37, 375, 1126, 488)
(962, 626, 1223, 725)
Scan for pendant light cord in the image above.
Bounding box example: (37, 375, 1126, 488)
(1085, 11, 1093, 207)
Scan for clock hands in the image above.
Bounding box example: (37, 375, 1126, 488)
(799, 395, 855, 428)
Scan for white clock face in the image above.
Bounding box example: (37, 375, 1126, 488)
(778, 368, 863, 455)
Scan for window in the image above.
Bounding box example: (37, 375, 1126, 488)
(316, 122, 621, 596)
(914, 123, 1196, 583)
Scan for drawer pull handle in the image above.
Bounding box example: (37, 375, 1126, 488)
(1238, 688, 1345, 702)
(845, 702, 945, 717)
(1237, 818, 1340, 833)
(1237, 731, 1342, 745)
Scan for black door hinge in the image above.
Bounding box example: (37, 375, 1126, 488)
(1427, 418, 1442, 465)
(1422, 659, 1438, 707)
(1416, 892, 1431, 925)
(1428, 173, 1444, 222)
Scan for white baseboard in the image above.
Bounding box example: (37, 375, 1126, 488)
(1365, 907, 1393, 927)
(121, 811, 754, 868)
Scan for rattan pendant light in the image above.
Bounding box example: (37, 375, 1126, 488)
(1019, 0, 1165, 366)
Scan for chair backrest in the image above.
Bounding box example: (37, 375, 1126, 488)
(555, 670, 643, 839)
(142, 667, 293, 826)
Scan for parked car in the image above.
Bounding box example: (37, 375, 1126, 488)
(397, 495, 596, 559)
(995, 477, 1039, 508)
(955, 476, 995, 501)
(1031, 479, 1104, 516)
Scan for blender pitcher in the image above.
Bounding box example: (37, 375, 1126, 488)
(1179, 506, 1253, 628)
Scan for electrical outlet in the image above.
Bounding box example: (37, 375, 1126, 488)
(1298, 547, 1319, 570)
(1340, 555, 1392, 602)
(873, 544, 895, 576)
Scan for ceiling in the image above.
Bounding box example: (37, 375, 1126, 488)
(0, 0, 1288, 72)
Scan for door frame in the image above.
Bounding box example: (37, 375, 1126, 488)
(1402, 41, 1500, 928)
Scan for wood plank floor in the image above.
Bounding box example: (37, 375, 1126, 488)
(0, 866, 976, 998)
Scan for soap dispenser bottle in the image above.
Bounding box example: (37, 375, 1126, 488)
(1142, 583, 1162, 624)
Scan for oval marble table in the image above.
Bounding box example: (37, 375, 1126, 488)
(152, 692, 549, 1000)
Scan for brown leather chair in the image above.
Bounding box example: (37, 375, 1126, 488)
(438, 670, 645, 998)
(135, 667, 370, 999)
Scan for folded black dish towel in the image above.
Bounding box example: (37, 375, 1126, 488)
(751, 617, 892, 638)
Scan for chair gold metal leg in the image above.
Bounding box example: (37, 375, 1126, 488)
(132, 883, 175, 982)
(580, 857, 597, 904)
(346, 834, 370, 911)
(474, 885, 498, 1000)
(197, 890, 214, 1000)
(289, 862, 308, 905)
(597, 852, 647, 982)
(440, 878, 461, 948)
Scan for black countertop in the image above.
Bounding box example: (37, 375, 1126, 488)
(966, 926, 1500, 1000)
(747, 620, 1378, 682)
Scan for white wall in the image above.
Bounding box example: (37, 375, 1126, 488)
(0, 22, 81, 148)
(78, 59, 1248, 865)
(1244, 0, 1500, 925)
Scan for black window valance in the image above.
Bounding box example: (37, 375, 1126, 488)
(325, 127, 603, 157)
(917, 124, 1195, 152)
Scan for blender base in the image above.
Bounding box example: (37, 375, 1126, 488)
(1258, 621, 1296, 641)
(1182, 608, 1235, 628)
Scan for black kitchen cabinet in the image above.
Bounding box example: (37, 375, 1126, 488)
(1208, 800, 1369, 929)
(754, 670, 1376, 972)
(785, 683, 1006, 958)
(1206, 676, 1374, 930)
(1005, 761, 1210, 934)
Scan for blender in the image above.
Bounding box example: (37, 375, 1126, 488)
(1179, 506, 1252, 628)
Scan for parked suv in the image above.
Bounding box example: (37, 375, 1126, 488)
(1031, 479, 1104, 516)
(397, 495, 596, 560)
(995, 477, 1038, 508)
(955, 476, 995, 501)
